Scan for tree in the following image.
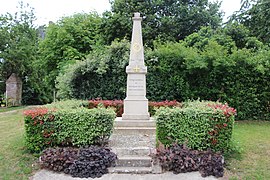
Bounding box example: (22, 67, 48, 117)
(223, 22, 263, 50)
(183, 24, 264, 52)
(0, 2, 46, 104)
(56, 40, 129, 100)
(38, 13, 104, 97)
(0, 2, 37, 79)
(231, 0, 270, 44)
(102, 0, 223, 46)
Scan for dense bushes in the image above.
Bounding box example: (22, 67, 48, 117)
(56, 33, 270, 120)
(40, 147, 78, 172)
(56, 40, 129, 100)
(40, 146, 117, 178)
(155, 100, 236, 152)
(24, 107, 115, 152)
(147, 39, 270, 120)
(152, 144, 224, 178)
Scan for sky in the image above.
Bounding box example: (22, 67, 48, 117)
(0, 0, 242, 25)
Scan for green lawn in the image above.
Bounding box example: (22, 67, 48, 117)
(226, 121, 270, 179)
(0, 109, 38, 180)
(0, 106, 25, 113)
(0, 109, 270, 179)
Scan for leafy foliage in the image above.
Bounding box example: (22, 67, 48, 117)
(56, 39, 129, 100)
(40, 146, 117, 178)
(155, 100, 236, 152)
(147, 39, 270, 120)
(88, 99, 124, 117)
(45, 99, 88, 109)
(40, 147, 78, 172)
(68, 146, 117, 178)
(198, 149, 224, 177)
(0, 2, 37, 78)
(24, 108, 56, 152)
(152, 143, 224, 178)
(102, 0, 222, 46)
(24, 105, 116, 152)
(54, 108, 115, 147)
(149, 100, 181, 116)
(56, 33, 270, 120)
(0, 2, 49, 104)
(232, 0, 270, 44)
(38, 13, 104, 98)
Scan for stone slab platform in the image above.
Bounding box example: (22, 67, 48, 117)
(114, 117, 156, 127)
(32, 170, 220, 180)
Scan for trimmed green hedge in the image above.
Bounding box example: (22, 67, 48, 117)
(155, 101, 236, 152)
(56, 39, 270, 120)
(24, 107, 115, 152)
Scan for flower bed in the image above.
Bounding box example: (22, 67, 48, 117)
(88, 99, 181, 116)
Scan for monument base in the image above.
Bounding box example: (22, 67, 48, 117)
(109, 117, 160, 174)
(122, 98, 150, 121)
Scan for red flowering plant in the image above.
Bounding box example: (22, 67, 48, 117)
(207, 103, 237, 118)
(88, 99, 181, 117)
(88, 99, 123, 117)
(205, 102, 237, 150)
(149, 100, 181, 115)
(24, 108, 56, 152)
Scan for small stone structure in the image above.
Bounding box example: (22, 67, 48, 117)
(6, 73, 22, 106)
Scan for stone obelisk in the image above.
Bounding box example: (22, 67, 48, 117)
(122, 12, 150, 121)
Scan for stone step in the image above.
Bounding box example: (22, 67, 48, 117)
(109, 134, 156, 148)
(114, 118, 156, 127)
(112, 147, 154, 156)
(116, 156, 152, 167)
(108, 167, 152, 174)
(113, 127, 156, 134)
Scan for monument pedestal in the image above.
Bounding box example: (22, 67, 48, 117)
(122, 99, 150, 120)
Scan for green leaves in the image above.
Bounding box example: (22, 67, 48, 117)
(53, 108, 115, 147)
(232, 0, 270, 44)
(155, 100, 235, 152)
(56, 39, 129, 100)
(37, 12, 104, 98)
(104, 0, 222, 47)
(24, 102, 116, 152)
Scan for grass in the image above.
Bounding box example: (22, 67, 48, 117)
(226, 121, 270, 179)
(0, 109, 38, 180)
(0, 106, 25, 113)
(0, 109, 270, 179)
